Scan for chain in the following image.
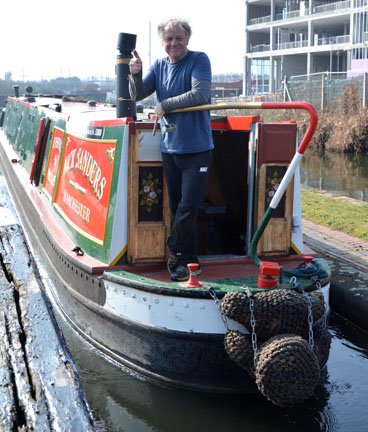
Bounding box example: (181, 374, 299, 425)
(242, 286, 258, 368)
(301, 288, 315, 350)
(290, 277, 315, 349)
(315, 279, 328, 328)
(289, 276, 297, 286)
(208, 287, 229, 332)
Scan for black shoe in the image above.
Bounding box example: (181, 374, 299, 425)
(170, 264, 190, 281)
(168, 257, 201, 282)
(167, 253, 181, 276)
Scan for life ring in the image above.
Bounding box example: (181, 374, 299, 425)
(30, 117, 45, 183)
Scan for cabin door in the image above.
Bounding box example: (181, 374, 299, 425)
(254, 123, 297, 256)
(127, 125, 171, 264)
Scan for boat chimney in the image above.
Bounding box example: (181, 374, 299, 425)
(13, 85, 19, 98)
(116, 32, 137, 119)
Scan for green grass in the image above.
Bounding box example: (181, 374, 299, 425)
(301, 188, 368, 241)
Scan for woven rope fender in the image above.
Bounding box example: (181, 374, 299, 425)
(221, 289, 312, 342)
(224, 331, 255, 376)
(255, 334, 320, 407)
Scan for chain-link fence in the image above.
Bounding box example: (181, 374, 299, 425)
(213, 72, 368, 114)
(285, 72, 368, 112)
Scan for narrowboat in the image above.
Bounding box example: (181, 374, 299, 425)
(0, 33, 331, 407)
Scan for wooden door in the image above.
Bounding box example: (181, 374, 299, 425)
(127, 126, 171, 263)
(254, 123, 297, 256)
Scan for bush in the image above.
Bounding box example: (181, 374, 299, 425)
(310, 82, 368, 153)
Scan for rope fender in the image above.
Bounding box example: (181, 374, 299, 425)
(221, 289, 331, 406)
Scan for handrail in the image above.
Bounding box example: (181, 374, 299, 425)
(173, 101, 318, 267)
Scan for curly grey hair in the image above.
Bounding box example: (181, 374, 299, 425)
(157, 19, 192, 39)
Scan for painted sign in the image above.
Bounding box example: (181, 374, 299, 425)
(53, 133, 116, 245)
(43, 127, 64, 200)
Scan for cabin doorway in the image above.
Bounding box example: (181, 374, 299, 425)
(198, 130, 250, 257)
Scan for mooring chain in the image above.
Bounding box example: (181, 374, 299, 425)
(314, 279, 328, 328)
(289, 277, 315, 350)
(207, 287, 229, 332)
(242, 286, 258, 368)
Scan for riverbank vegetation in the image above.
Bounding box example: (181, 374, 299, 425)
(308, 83, 368, 153)
(301, 188, 368, 241)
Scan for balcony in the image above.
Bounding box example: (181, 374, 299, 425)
(251, 44, 271, 52)
(249, 15, 271, 26)
(277, 40, 308, 50)
(316, 35, 350, 45)
(275, 9, 301, 21)
(354, 0, 368, 8)
(313, 0, 350, 14)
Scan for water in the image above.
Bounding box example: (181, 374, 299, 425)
(45, 251, 368, 432)
(53, 307, 368, 432)
(2, 165, 368, 431)
(300, 150, 368, 202)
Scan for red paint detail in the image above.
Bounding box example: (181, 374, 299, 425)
(303, 255, 314, 264)
(54, 133, 117, 244)
(89, 118, 132, 127)
(257, 123, 297, 168)
(260, 261, 280, 277)
(129, 120, 161, 135)
(30, 117, 45, 183)
(261, 102, 318, 155)
(211, 116, 260, 131)
(43, 127, 64, 199)
(19, 100, 33, 108)
(181, 263, 204, 288)
(257, 274, 278, 288)
(34, 119, 51, 186)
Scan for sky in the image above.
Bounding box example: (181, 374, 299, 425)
(1, 0, 245, 81)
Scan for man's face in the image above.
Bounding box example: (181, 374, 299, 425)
(161, 24, 189, 63)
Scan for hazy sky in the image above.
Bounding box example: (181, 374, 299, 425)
(1, 0, 245, 81)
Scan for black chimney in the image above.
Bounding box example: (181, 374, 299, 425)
(13, 85, 19, 98)
(116, 32, 137, 119)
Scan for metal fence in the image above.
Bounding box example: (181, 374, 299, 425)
(285, 72, 368, 112)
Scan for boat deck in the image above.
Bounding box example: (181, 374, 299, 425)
(109, 248, 326, 292)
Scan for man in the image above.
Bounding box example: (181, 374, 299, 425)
(129, 18, 213, 281)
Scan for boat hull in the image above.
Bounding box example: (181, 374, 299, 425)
(0, 105, 330, 395)
(0, 133, 259, 393)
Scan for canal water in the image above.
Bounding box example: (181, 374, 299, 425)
(300, 150, 368, 202)
(38, 251, 368, 432)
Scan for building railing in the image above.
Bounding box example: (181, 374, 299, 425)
(249, 15, 271, 25)
(277, 40, 308, 50)
(313, 0, 350, 14)
(275, 9, 301, 21)
(249, 0, 352, 26)
(251, 44, 271, 52)
(354, 0, 368, 8)
(317, 35, 350, 45)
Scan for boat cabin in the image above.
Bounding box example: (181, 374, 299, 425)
(1, 96, 301, 269)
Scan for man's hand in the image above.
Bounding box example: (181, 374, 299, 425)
(129, 50, 142, 75)
(155, 103, 166, 118)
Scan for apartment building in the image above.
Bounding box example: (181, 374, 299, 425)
(244, 0, 368, 94)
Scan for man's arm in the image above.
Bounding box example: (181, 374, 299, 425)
(129, 71, 155, 102)
(128, 49, 155, 102)
(161, 79, 211, 112)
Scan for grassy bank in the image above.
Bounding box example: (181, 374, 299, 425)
(301, 188, 368, 241)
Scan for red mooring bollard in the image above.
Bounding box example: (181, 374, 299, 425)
(257, 261, 280, 289)
(181, 263, 204, 288)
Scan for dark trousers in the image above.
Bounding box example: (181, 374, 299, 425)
(162, 150, 212, 261)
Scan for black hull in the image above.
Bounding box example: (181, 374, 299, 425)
(0, 142, 256, 394)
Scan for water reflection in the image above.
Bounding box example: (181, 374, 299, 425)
(300, 150, 368, 202)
